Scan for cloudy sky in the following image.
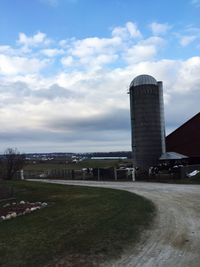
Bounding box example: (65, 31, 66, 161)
(0, 0, 200, 153)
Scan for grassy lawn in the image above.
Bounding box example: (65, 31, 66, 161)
(0, 181, 155, 267)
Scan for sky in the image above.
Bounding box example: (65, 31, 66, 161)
(0, 0, 200, 153)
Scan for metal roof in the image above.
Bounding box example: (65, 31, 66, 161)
(159, 152, 188, 160)
(130, 74, 157, 87)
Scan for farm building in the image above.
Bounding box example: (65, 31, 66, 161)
(166, 112, 200, 164)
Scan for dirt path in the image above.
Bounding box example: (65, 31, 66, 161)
(30, 180, 200, 267)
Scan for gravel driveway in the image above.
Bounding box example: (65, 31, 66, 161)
(30, 179, 200, 267)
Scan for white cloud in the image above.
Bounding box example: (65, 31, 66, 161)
(174, 57, 200, 92)
(59, 22, 142, 69)
(126, 22, 142, 38)
(70, 36, 121, 58)
(61, 56, 74, 66)
(112, 21, 142, 39)
(18, 32, 51, 47)
(72, 54, 118, 70)
(60, 35, 122, 69)
(124, 45, 157, 63)
(149, 22, 172, 35)
(123, 37, 165, 64)
(0, 45, 14, 54)
(41, 48, 64, 57)
(140, 36, 165, 46)
(0, 54, 48, 75)
(179, 35, 197, 46)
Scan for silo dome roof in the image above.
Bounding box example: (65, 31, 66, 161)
(130, 74, 157, 87)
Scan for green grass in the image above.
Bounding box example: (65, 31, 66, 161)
(175, 174, 200, 184)
(24, 159, 130, 171)
(189, 172, 200, 183)
(0, 181, 155, 267)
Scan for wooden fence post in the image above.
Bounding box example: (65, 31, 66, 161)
(114, 168, 117, 181)
(98, 168, 100, 181)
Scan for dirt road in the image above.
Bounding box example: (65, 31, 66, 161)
(31, 180, 200, 267)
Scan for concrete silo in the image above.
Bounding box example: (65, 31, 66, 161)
(129, 74, 166, 169)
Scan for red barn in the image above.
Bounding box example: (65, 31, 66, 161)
(166, 112, 200, 162)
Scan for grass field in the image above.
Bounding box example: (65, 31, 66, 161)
(24, 159, 132, 171)
(0, 181, 155, 267)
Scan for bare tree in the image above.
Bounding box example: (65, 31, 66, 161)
(2, 148, 25, 180)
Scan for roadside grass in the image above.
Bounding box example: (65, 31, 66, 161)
(175, 176, 200, 184)
(0, 181, 155, 267)
(189, 173, 200, 184)
(146, 178, 200, 184)
(155, 173, 200, 184)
